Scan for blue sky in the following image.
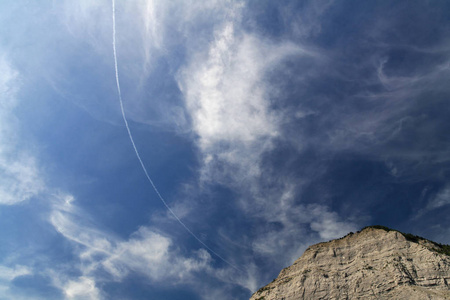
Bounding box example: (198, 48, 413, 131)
(1, 0, 450, 299)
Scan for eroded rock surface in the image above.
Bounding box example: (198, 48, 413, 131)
(250, 227, 450, 300)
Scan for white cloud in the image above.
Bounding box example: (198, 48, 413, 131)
(63, 277, 101, 300)
(1, 4, 326, 297)
(47, 193, 271, 298)
(0, 56, 20, 110)
(308, 205, 357, 240)
(250, 195, 356, 263)
(281, 0, 335, 38)
(100, 226, 211, 281)
(50, 0, 245, 130)
(0, 265, 31, 282)
(0, 153, 44, 205)
(46, 268, 103, 300)
(56, 0, 111, 54)
(0, 265, 32, 300)
(176, 10, 358, 286)
(178, 13, 310, 186)
(182, 23, 278, 149)
(0, 56, 44, 205)
(48, 194, 216, 296)
(376, 57, 421, 91)
(56, 0, 163, 68)
(414, 185, 450, 220)
(427, 187, 450, 210)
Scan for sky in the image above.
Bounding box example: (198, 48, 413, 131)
(0, 0, 450, 299)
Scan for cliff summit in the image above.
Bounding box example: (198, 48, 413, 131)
(250, 226, 450, 300)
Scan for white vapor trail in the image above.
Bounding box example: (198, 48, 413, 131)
(111, 0, 241, 272)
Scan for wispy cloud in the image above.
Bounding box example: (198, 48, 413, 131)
(176, 6, 359, 288)
(2, 1, 450, 298)
(61, 277, 102, 300)
(414, 185, 450, 220)
(0, 56, 44, 205)
(47, 193, 242, 298)
(46, 191, 268, 298)
(178, 11, 312, 186)
(0, 265, 33, 299)
(0, 265, 31, 282)
(426, 187, 450, 210)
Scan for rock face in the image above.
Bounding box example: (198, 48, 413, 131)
(250, 227, 450, 300)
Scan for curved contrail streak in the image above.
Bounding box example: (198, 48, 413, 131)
(111, 0, 241, 272)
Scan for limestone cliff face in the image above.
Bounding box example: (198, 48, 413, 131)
(250, 227, 450, 300)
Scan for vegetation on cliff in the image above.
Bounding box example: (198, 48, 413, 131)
(362, 225, 450, 256)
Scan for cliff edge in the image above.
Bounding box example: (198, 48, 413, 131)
(250, 226, 450, 300)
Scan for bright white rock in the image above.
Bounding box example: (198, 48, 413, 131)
(250, 227, 450, 300)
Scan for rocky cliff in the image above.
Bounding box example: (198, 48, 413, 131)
(250, 226, 450, 300)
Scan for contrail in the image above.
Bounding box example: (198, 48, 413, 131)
(111, 0, 241, 272)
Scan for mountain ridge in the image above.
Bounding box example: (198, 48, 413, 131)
(250, 226, 450, 300)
